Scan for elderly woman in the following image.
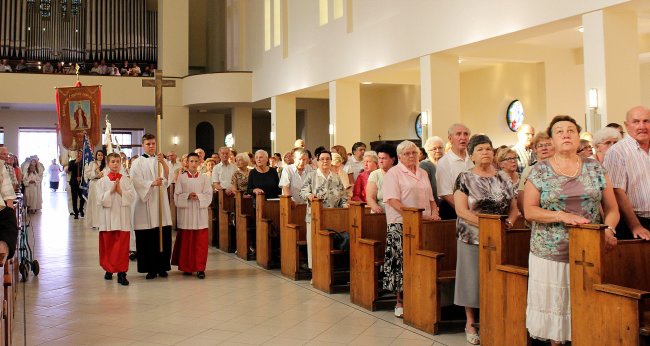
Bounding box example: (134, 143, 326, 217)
(382, 140, 440, 318)
(300, 150, 348, 270)
(331, 153, 353, 198)
(518, 132, 554, 218)
(279, 148, 312, 206)
(453, 134, 518, 345)
(366, 144, 396, 213)
(524, 115, 618, 345)
(230, 153, 251, 193)
(204, 158, 217, 176)
(495, 147, 519, 187)
(247, 150, 281, 199)
(351, 151, 378, 202)
(420, 136, 445, 203)
(577, 139, 593, 159)
(331, 145, 354, 187)
(592, 126, 622, 163)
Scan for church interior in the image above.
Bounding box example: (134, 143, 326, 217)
(1, 0, 650, 345)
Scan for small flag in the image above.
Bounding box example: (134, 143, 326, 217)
(80, 132, 94, 201)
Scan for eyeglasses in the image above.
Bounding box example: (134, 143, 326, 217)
(601, 140, 617, 146)
(319, 158, 331, 162)
(536, 143, 553, 149)
(499, 157, 517, 163)
(579, 146, 592, 152)
(402, 151, 419, 157)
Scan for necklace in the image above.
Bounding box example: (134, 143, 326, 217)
(553, 155, 581, 177)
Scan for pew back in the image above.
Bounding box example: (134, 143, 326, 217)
(312, 199, 350, 293)
(256, 195, 281, 269)
(217, 189, 236, 252)
(235, 191, 255, 260)
(279, 196, 309, 280)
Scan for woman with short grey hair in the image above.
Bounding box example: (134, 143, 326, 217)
(246, 150, 281, 198)
(351, 151, 379, 202)
(592, 127, 622, 163)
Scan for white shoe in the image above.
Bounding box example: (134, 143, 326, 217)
(394, 307, 403, 318)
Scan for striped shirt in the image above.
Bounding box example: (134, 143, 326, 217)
(603, 135, 650, 217)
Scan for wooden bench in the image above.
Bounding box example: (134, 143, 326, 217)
(235, 191, 255, 260)
(255, 195, 281, 269)
(279, 196, 310, 280)
(569, 224, 650, 345)
(217, 189, 236, 253)
(311, 199, 350, 293)
(3, 258, 12, 346)
(478, 214, 531, 346)
(402, 207, 457, 334)
(348, 202, 394, 311)
(210, 191, 220, 247)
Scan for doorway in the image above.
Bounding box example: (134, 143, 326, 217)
(18, 128, 58, 168)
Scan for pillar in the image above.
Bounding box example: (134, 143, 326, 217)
(161, 105, 190, 155)
(158, 0, 189, 77)
(271, 95, 296, 154)
(232, 106, 252, 152)
(329, 80, 361, 150)
(583, 9, 640, 131)
(420, 53, 461, 140)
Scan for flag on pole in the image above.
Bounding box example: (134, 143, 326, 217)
(80, 132, 94, 201)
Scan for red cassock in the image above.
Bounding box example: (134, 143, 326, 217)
(171, 172, 213, 272)
(171, 228, 209, 272)
(99, 231, 130, 273)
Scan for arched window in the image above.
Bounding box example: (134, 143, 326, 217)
(196, 122, 214, 157)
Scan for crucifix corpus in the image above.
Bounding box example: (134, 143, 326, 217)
(142, 69, 176, 252)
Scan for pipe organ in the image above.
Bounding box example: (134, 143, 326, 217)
(0, 0, 157, 63)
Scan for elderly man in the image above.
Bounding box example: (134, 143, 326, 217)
(294, 139, 305, 149)
(436, 123, 473, 219)
(194, 148, 207, 174)
(511, 124, 535, 172)
(603, 106, 650, 240)
(166, 151, 180, 176)
(211, 147, 236, 195)
(420, 136, 445, 203)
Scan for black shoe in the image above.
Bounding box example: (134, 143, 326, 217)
(74, 214, 79, 219)
(80, 211, 85, 218)
(117, 273, 129, 286)
(70, 212, 74, 216)
(145, 272, 157, 280)
(104, 272, 113, 280)
(158, 271, 168, 278)
(129, 251, 137, 261)
(197, 271, 205, 279)
(183, 272, 193, 276)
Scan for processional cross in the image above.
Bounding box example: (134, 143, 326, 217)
(141, 70, 176, 251)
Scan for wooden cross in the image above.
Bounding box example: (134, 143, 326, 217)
(574, 250, 594, 291)
(403, 230, 415, 256)
(141, 69, 176, 252)
(482, 237, 497, 271)
(141, 69, 176, 120)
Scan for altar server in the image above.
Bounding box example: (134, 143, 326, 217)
(130, 133, 173, 280)
(171, 153, 212, 279)
(97, 153, 135, 286)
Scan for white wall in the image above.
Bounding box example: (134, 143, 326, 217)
(360, 84, 421, 144)
(297, 98, 329, 151)
(245, 0, 627, 101)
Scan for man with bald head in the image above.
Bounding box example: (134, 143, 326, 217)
(194, 148, 207, 174)
(436, 123, 474, 219)
(603, 106, 650, 240)
(512, 124, 535, 173)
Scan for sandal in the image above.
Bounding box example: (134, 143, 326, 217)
(465, 328, 480, 345)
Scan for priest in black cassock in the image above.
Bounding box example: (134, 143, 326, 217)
(130, 133, 173, 279)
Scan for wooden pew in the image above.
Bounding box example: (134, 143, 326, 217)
(235, 191, 255, 260)
(211, 191, 220, 247)
(311, 199, 350, 293)
(279, 196, 310, 280)
(255, 194, 281, 269)
(3, 259, 12, 346)
(569, 224, 650, 346)
(402, 207, 457, 335)
(478, 214, 531, 346)
(0, 253, 5, 346)
(348, 202, 394, 311)
(217, 189, 236, 253)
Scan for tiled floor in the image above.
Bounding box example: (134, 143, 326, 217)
(13, 190, 469, 345)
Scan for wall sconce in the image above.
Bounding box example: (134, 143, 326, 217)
(270, 131, 276, 141)
(328, 124, 334, 135)
(172, 136, 179, 145)
(421, 111, 429, 125)
(588, 88, 598, 109)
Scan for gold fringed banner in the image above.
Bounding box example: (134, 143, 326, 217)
(56, 84, 102, 151)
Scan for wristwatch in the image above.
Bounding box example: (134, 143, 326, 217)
(605, 225, 616, 234)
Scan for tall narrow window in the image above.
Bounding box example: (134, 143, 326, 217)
(319, 0, 328, 26)
(264, 0, 271, 51)
(273, 0, 281, 47)
(333, 0, 343, 19)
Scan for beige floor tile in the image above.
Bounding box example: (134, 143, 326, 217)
(348, 334, 397, 345)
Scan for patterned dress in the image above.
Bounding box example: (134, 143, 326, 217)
(230, 169, 250, 191)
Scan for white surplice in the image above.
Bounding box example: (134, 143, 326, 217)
(174, 172, 212, 230)
(96, 175, 136, 232)
(84, 162, 108, 228)
(130, 155, 172, 230)
(23, 172, 42, 210)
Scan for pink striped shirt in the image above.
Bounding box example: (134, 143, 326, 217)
(603, 135, 650, 217)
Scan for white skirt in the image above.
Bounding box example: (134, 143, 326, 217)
(526, 253, 571, 343)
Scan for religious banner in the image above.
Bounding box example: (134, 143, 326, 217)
(56, 82, 102, 150)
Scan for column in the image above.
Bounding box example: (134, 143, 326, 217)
(329, 80, 361, 150)
(420, 53, 460, 140)
(232, 106, 253, 152)
(271, 95, 296, 154)
(583, 9, 640, 130)
(161, 106, 190, 155)
(158, 0, 189, 77)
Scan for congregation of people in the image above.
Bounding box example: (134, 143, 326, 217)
(1, 105, 649, 345)
(0, 58, 155, 77)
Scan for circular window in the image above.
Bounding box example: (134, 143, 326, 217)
(415, 113, 423, 139)
(506, 100, 525, 132)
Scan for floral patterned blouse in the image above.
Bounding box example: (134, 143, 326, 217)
(299, 169, 347, 223)
(230, 169, 250, 191)
(527, 158, 605, 263)
(454, 170, 515, 245)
